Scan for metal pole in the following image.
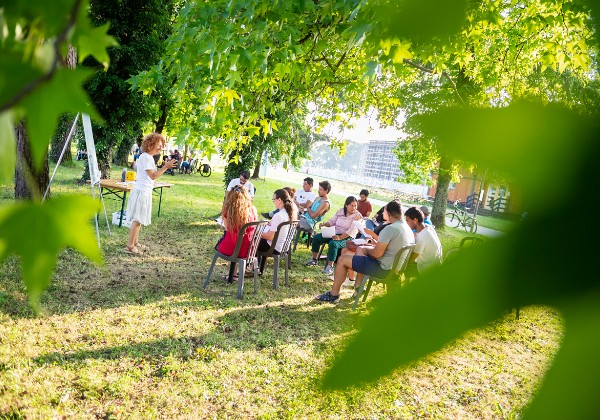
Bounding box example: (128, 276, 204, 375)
(43, 113, 80, 201)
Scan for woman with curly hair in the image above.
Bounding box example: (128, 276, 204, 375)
(217, 186, 259, 281)
(125, 133, 177, 255)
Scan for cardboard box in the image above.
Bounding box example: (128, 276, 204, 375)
(112, 211, 131, 228)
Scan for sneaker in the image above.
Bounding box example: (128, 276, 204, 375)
(306, 259, 319, 266)
(322, 265, 335, 275)
(261, 212, 271, 219)
(342, 278, 355, 287)
(315, 291, 340, 304)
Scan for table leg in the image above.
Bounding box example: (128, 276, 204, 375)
(120, 191, 127, 227)
(157, 187, 163, 217)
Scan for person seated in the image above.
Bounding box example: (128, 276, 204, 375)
(180, 158, 193, 174)
(257, 189, 298, 273)
(365, 201, 390, 231)
(298, 180, 331, 230)
(262, 187, 297, 219)
(403, 207, 443, 278)
(316, 200, 415, 303)
(337, 212, 396, 285)
(306, 196, 363, 276)
(420, 205, 433, 226)
(263, 177, 315, 219)
(357, 189, 373, 219)
(215, 186, 259, 282)
(226, 170, 255, 197)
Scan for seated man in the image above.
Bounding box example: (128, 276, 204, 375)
(316, 200, 414, 303)
(262, 177, 315, 219)
(357, 189, 373, 219)
(226, 170, 255, 197)
(404, 207, 443, 277)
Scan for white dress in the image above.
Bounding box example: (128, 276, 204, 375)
(126, 153, 155, 226)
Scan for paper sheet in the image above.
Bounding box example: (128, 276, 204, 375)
(321, 225, 336, 238)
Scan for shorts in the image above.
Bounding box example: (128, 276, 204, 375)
(352, 255, 391, 279)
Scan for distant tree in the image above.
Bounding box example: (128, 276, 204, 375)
(81, 0, 178, 179)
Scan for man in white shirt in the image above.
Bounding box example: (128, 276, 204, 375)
(404, 207, 443, 276)
(226, 170, 254, 197)
(261, 177, 316, 218)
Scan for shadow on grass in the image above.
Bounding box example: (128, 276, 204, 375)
(32, 301, 357, 366)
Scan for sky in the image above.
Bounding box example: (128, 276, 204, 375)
(315, 108, 405, 144)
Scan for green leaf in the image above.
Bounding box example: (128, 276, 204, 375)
(417, 102, 596, 214)
(72, 22, 119, 70)
(323, 238, 515, 388)
(0, 51, 45, 107)
(0, 195, 103, 310)
(21, 68, 99, 169)
(523, 294, 600, 419)
(0, 112, 16, 183)
(374, 0, 468, 41)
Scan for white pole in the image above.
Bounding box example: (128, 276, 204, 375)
(43, 113, 80, 202)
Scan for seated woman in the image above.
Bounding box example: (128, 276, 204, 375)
(306, 196, 363, 275)
(216, 186, 258, 282)
(258, 189, 298, 273)
(298, 180, 331, 230)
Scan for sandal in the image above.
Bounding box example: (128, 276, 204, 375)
(124, 245, 144, 256)
(221, 274, 238, 283)
(135, 242, 146, 249)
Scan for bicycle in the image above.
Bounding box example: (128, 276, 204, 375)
(198, 162, 212, 177)
(446, 201, 478, 234)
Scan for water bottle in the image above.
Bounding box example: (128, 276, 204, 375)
(121, 168, 127, 182)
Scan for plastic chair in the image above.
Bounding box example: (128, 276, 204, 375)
(292, 225, 314, 251)
(257, 220, 299, 290)
(352, 244, 415, 309)
(203, 220, 269, 299)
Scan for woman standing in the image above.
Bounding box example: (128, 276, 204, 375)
(306, 196, 363, 275)
(125, 133, 177, 255)
(217, 186, 259, 281)
(258, 189, 298, 273)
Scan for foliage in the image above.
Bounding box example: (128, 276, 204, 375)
(323, 3, 600, 420)
(129, 0, 401, 170)
(0, 0, 118, 307)
(81, 0, 178, 175)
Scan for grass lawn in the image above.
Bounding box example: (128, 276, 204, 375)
(0, 161, 562, 418)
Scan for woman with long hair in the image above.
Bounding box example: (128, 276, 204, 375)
(258, 189, 298, 273)
(217, 186, 259, 281)
(306, 195, 363, 275)
(125, 133, 177, 255)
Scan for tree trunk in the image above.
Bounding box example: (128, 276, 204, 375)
(154, 99, 169, 133)
(15, 122, 50, 200)
(431, 154, 453, 229)
(252, 155, 262, 179)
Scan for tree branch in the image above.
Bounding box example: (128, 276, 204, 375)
(403, 58, 465, 103)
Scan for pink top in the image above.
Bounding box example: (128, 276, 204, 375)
(326, 208, 363, 237)
(218, 207, 258, 257)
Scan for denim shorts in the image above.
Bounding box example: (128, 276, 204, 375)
(352, 256, 390, 279)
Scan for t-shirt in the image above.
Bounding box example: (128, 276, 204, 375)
(218, 207, 258, 258)
(294, 190, 316, 205)
(326, 208, 363, 237)
(133, 152, 156, 193)
(266, 209, 290, 252)
(357, 199, 373, 217)
(227, 178, 255, 197)
(414, 225, 443, 273)
(376, 219, 415, 271)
